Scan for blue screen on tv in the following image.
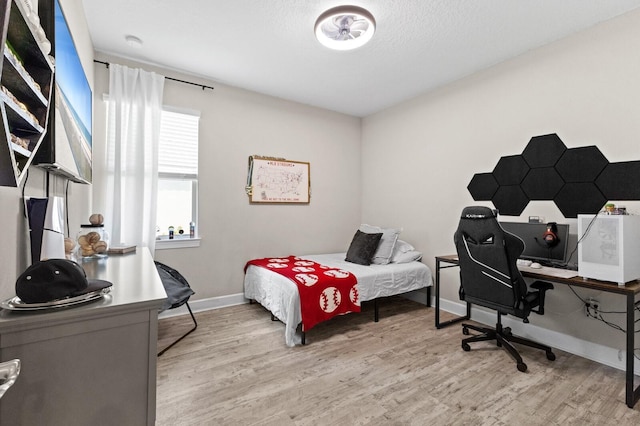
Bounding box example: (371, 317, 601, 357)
(50, 0, 93, 183)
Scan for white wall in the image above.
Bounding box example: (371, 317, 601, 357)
(0, 0, 93, 301)
(3, 0, 639, 367)
(0, 0, 362, 304)
(361, 9, 640, 354)
(91, 54, 362, 300)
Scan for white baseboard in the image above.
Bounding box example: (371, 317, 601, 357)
(158, 293, 247, 319)
(436, 297, 639, 374)
(159, 290, 430, 318)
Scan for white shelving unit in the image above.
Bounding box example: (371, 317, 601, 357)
(0, 0, 53, 186)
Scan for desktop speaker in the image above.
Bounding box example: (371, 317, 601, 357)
(26, 197, 66, 263)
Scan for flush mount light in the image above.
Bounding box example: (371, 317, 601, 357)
(314, 5, 376, 51)
(125, 34, 144, 48)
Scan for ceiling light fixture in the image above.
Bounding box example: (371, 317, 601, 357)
(125, 35, 144, 48)
(314, 5, 376, 51)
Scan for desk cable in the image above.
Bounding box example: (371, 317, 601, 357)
(567, 284, 640, 359)
(20, 168, 29, 218)
(560, 212, 601, 270)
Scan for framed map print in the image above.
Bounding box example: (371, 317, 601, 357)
(246, 156, 311, 204)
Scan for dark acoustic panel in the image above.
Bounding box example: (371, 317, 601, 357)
(467, 173, 499, 201)
(467, 134, 640, 218)
(553, 182, 607, 218)
(491, 185, 529, 216)
(555, 146, 608, 183)
(522, 134, 567, 168)
(521, 167, 565, 200)
(492, 155, 530, 185)
(596, 161, 640, 200)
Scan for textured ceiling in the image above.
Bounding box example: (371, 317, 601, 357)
(81, 0, 640, 117)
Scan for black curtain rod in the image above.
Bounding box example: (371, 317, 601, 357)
(93, 60, 214, 91)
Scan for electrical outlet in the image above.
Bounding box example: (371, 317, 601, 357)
(585, 298, 600, 318)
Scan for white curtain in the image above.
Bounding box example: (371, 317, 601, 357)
(104, 64, 165, 254)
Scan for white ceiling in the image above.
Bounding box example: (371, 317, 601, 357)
(81, 0, 640, 117)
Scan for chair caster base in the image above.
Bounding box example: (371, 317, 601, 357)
(459, 319, 554, 372)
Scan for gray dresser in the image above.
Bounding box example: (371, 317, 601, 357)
(0, 249, 167, 425)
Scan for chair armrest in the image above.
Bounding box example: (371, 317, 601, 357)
(530, 280, 554, 315)
(530, 281, 554, 291)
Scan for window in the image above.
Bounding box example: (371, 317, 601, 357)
(156, 108, 199, 243)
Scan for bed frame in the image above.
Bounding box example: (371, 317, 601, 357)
(245, 253, 433, 345)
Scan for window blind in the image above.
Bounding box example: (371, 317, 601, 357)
(158, 110, 199, 176)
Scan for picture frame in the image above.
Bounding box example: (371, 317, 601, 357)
(245, 156, 311, 204)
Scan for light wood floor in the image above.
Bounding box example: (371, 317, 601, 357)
(156, 297, 640, 425)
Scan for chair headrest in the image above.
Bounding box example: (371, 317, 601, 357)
(460, 206, 497, 220)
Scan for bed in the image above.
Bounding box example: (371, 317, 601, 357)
(244, 252, 432, 346)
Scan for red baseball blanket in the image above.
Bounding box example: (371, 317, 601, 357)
(245, 256, 360, 331)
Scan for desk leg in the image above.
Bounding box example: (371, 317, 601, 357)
(435, 258, 470, 329)
(626, 293, 640, 408)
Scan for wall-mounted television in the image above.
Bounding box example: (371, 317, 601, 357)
(33, 0, 92, 183)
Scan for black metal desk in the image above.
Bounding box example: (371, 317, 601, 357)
(435, 255, 471, 329)
(434, 254, 640, 408)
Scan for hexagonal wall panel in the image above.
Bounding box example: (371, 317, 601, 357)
(553, 182, 607, 218)
(521, 168, 565, 200)
(522, 134, 567, 168)
(596, 161, 640, 200)
(491, 185, 529, 216)
(555, 146, 608, 183)
(492, 155, 530, 185)
(467, 134, 640, 218)
(467, 173, 499, 201)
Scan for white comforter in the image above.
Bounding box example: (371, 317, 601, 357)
(244, 253, 432, 346)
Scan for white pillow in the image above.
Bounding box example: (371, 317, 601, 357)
(390, 240, 415, 263)
(359, 224, 401, 265)
(393, 239, 414, 253)
(392, 250, 423, 264)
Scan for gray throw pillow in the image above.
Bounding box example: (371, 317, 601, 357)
(359, 224, 401, 265)
(345, 230, 383, 265)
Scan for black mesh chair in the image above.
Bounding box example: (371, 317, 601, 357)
(453, 206, 555, 372)
(155, 261, 197, 356)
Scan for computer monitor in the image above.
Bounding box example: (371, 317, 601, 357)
(499, 221, 570, 266)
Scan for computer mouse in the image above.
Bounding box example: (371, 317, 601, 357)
(530, 262, 542, 269)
